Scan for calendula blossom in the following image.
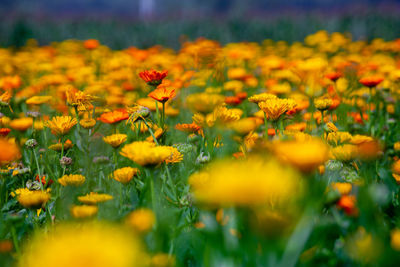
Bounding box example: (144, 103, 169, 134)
(125, 208, 156, 233)
(120, 141, 175, 166)
(70, 205, 98, 219)
(103, 134, 127, 148)
(46, 116, 77, 136)
(258, 98, 296, 121)
(17, 190, 50, 209)
(78, 192, 113, 205)
(112, 167, 139, 184)
(58, 174, 86, 187)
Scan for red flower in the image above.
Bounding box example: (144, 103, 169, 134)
(35, 175, 53, 186)
(225, 96, 242, 106)
(139, 70, 168, 86)
(236, 92, 248, 100)
(148, 86, 176, 103)
(359, 75, 384, 87)
(337, 195, 358, 216)
(99, 109, 129, 124)
(0, 128, 11, 137)
(325, 72, 342, 82)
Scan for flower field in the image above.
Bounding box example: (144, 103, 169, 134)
(1, 31, 400, 266)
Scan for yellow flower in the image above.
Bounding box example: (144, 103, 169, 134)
(9, 117, 33, 131)
(186, 93, 224, 113)
(112, 167, 139, 184)
(70, 205, 98, 219)
(326, 131, 352, 146)
(103, 134, 127, 148)
(0, 138, 21, 165)
(394, 141, 400, 151)
(314, 98, 333, 111)
(120, 141, 172, 166)
(48, 140, 73, 151)
(46, 116, 77, 136)
(345, 227, 381, 264)
(189, 156, 302, 206)
(18, 223, 149, 267)
(125, 208, 156, 233)
(0, 90, 12, 105)
(17, 190, 50, 209)
(272, 138, 330, 173)
(258, 98, 296, 121)
(212, 105, 241, 124)
(229, 117, 262, 135)
(151, 253, 176, 267)
(350, 134, 374, 145)
(248, 93, 277, 103)
(391, 229, 400, 251)
(66, 88, 95, 112)
(325, 122, 338, 132)
(165, 147, 183, 164)
(330, 144, 358, 161)
(331, 182, 352, 195)
(78, 192, 113, 205)
(26, 95, 52, 105)
(58, 174, 85, 187)
(79, 118, 96, 129)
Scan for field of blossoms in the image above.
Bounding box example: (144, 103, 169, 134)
(1, 31, 400, 266)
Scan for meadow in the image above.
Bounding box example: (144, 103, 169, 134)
(1, 30, 400, 266)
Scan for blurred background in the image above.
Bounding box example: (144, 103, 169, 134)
(1, 0, 400, 48)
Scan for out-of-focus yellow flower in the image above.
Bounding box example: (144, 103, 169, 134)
(229, 117, 262, 135)
(18, 222, 149, 267)
(0, 91, 12, 105)
(345, 227, 381, 264)
(248, 93, 277, 103)
(394, 142, 400, 151)
(112, 167, 139, 184)
(9, 117, 33, 131)
(103, 134, 127, 148)
(272, 138, 330, 173)
(66, 88, 95, 112)
(48, 139, 73, 151)
(189, 156, 302, 206)
(120, 141, 173, 166)
(46, 116, 77, 136)
(17, 190, 50, 209)
(211, 105, 241, 125)
(314, 97, 333, 111)
(258, 98, 296, 121)
(331, 144, 358, 161)
(150, 253, 175, 267)
(391, 229, 400, 251)
(58, 174, 85, 187)
(326, 131, 352, 146)
(223, 80, 243, 93)
(186, 93, 224, 113)
(26, 95, 52, 105)
(125, 208, 155, 233)
(78, 192, 113, 205)
(0, 138, 21, 165)
(331, 182, 352, 195)
(70, 205, 98, 219)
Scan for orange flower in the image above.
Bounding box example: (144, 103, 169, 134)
(148, 86, 176, 103)
(99, 109, 129, 124)
(9, 117, 33, 131)
(139, 70, 168, 86)
(225, 96, 242, 106)
(0, 128, 11, 137)
(337, 195, 358, 216)
(0, 138, 21, 165)
(83, 39, 100, 50)
(325, 72, 342, 82)
(359, 75, 384, 87)
(175, 122, 201, 134)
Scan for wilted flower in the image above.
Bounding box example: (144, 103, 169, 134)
(60, 156, 73, 167)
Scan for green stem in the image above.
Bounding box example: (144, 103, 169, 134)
(263, 112, 268, 138)
(32, 149, 43, 191)
(11, 226, 20, 256)
(143, 119, 159, 145)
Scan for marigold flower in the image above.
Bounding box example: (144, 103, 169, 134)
(0, 91, 12, 105)
(58, 174, 86, 187)
(9, 117, 33, 131)
(331, 182, 352, 195)
(175, 122, 201, 134)
(359, 75, 384, 87)
(66, 88, 95, 112)
(120, 141, 173, 166)
(0, 138, 21, 165)
(83, 39, 100, 50)
(189, 156, 302, 206)
(99, 109, 129, 124)
(70, 205, 98, 219)
(165, 147, 183, 164)
(112, 167, 139, 184)
(18, 222, 149, 267)
(0, 128, 11, 137)
(314, 98, 333, 111)
(272, 138, 330, 173)
(148, 86, 176, 103)
(26, 95, 52, 105)
(337, 195, 358, 216)
(139, 70, 168, 86)
(48, 139, 73, 151)
(391, 229, 400, 251)
(258, 98, 296, 121)
(78, 192, 113, 205)
(248, 93, 277, 103)
(79, 118, 96, 129)
(229, 118, 261, 135)
(186, 93, 224, 113)
(125, 208, 155, 233)
(46, 116, 77, 136)
(325, 72, 342, 82)
(17, 190, 50, 209)
(103, 134, 127, 148)
(331, 144, 358, 161)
